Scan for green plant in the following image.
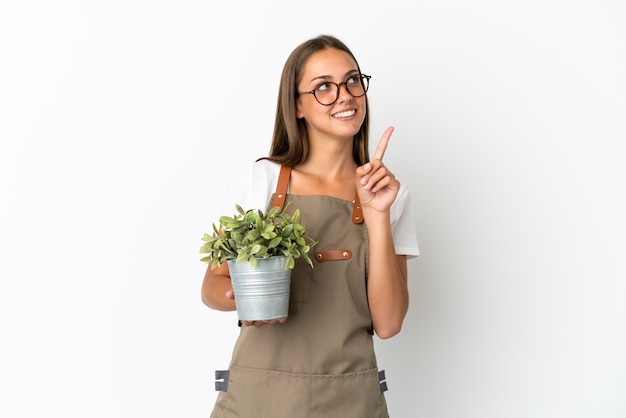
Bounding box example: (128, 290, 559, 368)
(200, 203, 317, 270)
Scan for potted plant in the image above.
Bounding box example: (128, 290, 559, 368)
(200, 203, 317, 321)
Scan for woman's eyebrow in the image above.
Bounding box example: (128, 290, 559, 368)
(308, 70, 359, 83)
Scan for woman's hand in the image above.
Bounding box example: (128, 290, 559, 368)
(241, 318, 288, 328)
(356, 126, 400, 212)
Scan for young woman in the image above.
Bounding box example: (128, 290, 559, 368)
(202, 34, 419, 417)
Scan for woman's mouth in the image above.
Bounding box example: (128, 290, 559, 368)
(332, 109, 356, 118)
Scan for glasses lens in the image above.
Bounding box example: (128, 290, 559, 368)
(316, 84, 338, 105)
(360, 75, 369, 94)
(347, 75, 368, 97)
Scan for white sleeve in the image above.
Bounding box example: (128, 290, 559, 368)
(244, 159, 280, 213)
(390, 183, 420, 258)
(219, 159, 280, 218)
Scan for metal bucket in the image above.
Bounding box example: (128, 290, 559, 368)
(227, 256, 291, 321)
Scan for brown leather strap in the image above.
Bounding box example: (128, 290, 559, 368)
(272, 165, 292, 211)
(352, 194, 363, 224)
(314, 249, 352, 262)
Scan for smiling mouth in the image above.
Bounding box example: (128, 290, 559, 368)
(332, 109, 356, 118)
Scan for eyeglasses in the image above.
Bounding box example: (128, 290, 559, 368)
(298, 74, 371, 106)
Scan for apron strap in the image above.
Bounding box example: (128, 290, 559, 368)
(274, 165, 363, 224)
(272, 165, 291, 211)
(351, 194, 363, 224)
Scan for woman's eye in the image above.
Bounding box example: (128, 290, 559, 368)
(346, 75, 360, 85)
(316, 82, 331, 93)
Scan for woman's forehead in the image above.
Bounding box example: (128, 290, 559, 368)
(300, 48, 358, 81)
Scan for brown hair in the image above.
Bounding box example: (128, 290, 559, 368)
(260, 35, 370, 166)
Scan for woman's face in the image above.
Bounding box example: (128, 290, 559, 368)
(296, 48, 367, 141)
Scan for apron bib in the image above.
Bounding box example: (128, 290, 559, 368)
(211, 166, 389, 418)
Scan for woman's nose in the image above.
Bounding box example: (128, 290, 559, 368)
(336, 82, 353, 103)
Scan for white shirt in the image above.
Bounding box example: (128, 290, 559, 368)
(221, 159, 419, 258)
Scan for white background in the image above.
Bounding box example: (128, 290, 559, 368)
(1, 1, 625, 417)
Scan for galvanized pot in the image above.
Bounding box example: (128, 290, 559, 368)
(227, 256, 291, 321)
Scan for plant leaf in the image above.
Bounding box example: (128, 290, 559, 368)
(268, 236, 282, 249)
(248, 256, 258, 269)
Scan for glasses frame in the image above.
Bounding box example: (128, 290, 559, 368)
(298, 74, 371, 106)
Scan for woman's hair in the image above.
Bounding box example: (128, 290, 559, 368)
(261, 35, 370, 166)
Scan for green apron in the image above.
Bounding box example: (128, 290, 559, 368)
(211, 166, 390, 418)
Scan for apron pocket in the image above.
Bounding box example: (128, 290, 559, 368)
(309, 367, 389, 418)
(213, 366, 311, 418)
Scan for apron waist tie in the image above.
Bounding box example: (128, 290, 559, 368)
(379, 369, 388, 393)
(215, 370, 229, 392)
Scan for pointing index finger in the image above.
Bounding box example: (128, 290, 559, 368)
(372, 126, 394, 161)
